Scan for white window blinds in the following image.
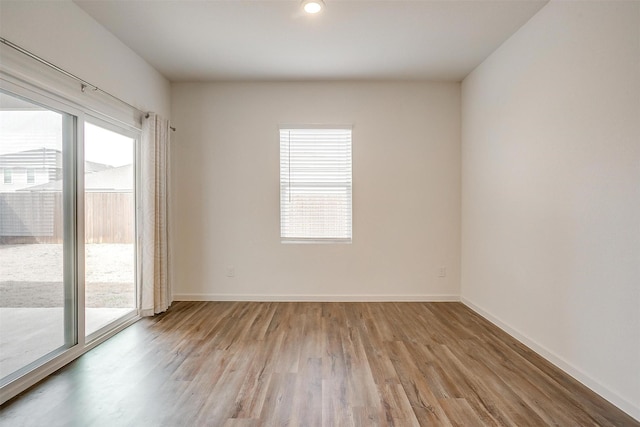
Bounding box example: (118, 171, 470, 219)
(280, 127, 352, 243)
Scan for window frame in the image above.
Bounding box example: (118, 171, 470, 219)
(279, 125, 353, 244)
(3, 168, 11, 184)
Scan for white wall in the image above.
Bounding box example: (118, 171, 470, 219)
(0, 0, 170, 118)
(171, 82, 460, 300)
(461, 1, 640, 419)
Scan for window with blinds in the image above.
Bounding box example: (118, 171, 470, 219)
(280, 127, 352, 243)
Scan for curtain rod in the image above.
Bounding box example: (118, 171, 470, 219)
(0, 37, 175, 131)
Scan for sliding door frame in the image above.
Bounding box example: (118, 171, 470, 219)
(0, 75, 142, 405)
(0, 84, 82, 389)
(83, 114, 140, 343)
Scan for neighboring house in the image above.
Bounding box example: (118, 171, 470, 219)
(0, 148, 61, 192)
(0, 148, 111, 192)
(23, 163, 133, 193)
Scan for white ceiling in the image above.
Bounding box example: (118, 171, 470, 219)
(74, 0, 548, 82)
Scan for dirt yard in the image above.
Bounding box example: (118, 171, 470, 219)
(0, 243, 135, 308)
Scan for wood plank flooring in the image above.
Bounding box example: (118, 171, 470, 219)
(1, 301, 637, 426)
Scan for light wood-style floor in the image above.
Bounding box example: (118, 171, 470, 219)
(1, 301, 637, 426)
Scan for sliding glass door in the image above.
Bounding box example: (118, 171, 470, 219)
(0, 86, 140, 389)
(0, 90, 76, 383)
(84, 121, 136, 337)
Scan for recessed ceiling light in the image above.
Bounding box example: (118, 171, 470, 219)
(302, 0, 324, 14)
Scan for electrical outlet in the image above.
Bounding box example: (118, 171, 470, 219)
(438, 266, 446, 278)
(226, 265, 235, 277)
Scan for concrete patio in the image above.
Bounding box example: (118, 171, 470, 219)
(0, 243, 135, 380)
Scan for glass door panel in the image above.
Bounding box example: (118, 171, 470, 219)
(84, 122, 135, 337)
(0, 91, 75, 383)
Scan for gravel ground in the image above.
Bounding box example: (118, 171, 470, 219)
(0, 243, 135, 308)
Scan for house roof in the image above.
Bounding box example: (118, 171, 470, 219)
(0, 148, 61, 168)
(0, 148, 111, 173)
(22, 164, 133, 192)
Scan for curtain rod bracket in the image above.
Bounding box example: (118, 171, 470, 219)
(144, 112, 176, 131)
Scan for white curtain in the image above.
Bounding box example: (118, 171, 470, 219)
(140, 113, 172, 316)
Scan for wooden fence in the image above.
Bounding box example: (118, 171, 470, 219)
(0, 192, 133, 244)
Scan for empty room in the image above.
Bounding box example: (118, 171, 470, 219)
(0, 0, 638, 425)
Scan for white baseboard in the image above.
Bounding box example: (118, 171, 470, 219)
(173, 293, 460, 302)
(460, 297, 640, 422)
